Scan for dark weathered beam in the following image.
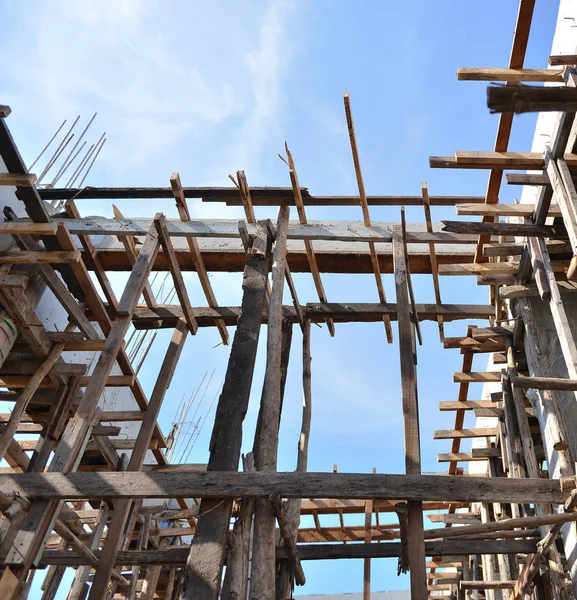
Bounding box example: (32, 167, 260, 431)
(182, 223, 271, 600)
(126, 302, 494, 329)
(36, 186, 484, 206)
(38, 539, 537, 566)
(0, 472, 567, 504)
(488, 84, 577, 114)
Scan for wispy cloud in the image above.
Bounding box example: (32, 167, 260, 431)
(0, 0, 298, 187)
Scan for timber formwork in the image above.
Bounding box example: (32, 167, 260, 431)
(2, 3, 577, 600)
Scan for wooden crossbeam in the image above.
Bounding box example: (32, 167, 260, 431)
(431, 151, 577, 170)
(38, 539, 538, 565)
(457, 67, 563, 82)
(0, 472, 567, 503)
(0, 250, 80, 264)
(433, 428, 498, 440)
(0, 173, 36, 186)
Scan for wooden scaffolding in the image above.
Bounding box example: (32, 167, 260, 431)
(2, 2, 577, 599)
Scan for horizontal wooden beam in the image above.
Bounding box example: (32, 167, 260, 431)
(38, 539, 537, 567)
(57, 216, 479, 245)
(431, 152, 577, 171)
(35, 186, 485, 206)
(0, 173, 37, 186)
(549, 55, 577, 66)
(488, 84, 577, 114)
(442, 220, 563, 238)
(457, 203, 561, 218)
(458, 68, 563, 82)
(439, 401, 497, 411)
(434, 428, 498, 440)
(0, 472, 567, 503)
(126, 302, 494, 329)
(0, 250, 80, 264)
(512, 375, 577, 391)
(453, 372, 501, 383)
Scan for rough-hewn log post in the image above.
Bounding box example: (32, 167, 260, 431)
(180, 222, 272, 600)
(250, 206, 290, 599)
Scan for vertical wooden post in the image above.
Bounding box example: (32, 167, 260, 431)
(393, 225, 427, 600)
(181, 222, 271, 600)
(275, 319, 312, 600)
(250, 205, 290, 600)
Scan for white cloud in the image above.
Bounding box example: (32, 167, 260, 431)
(0, 0, 298, 183)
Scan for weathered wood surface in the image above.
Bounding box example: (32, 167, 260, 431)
(488, 84, 577, 114)
(128, 302, 494, 329)
(38, 539, 537, 566)
(0, 472, 567, 503)
(458, 68, 564, 82)
(431, 151, 577, 170)
(57, 216, 480, 244)
(182, 223, 271, 600)
(442, 220, 564, 237)
(38, 185, 484, 205)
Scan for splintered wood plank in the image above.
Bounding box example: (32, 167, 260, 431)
(154, 213, 198, 335)
(457, 67, 563, 82)
(344, 92, 393, 342)
(171, 172, 228, 344)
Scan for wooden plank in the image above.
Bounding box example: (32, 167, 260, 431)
(38, 539, 538, 566)
(170, 172, 228, 344)
(0, 173, 37, 186)
(488, 84, 577, 113)
(457, 203, 562, 218)
(453, 372, 502, 383)
(439, 401, 498, 411)
(422, 182, 444, 340)
(182, 223, 271, 600)
(285, 145, 335, 336)
(58, 216, 478, 244)
(251, 207, 291, 600)
(550, 55, 577, 66)
(37, 186, 483, 205)
(457, 68, 563, 82)
(154, 213, 198, 334)
(0, 222, 56, 235)
(344, 92, 393, 342)
(433, 428, 498, 440)
(437, 453, 493, 463)
(431, 151, 577, 170)
(128, 302, 494, 329)
(512, 374, 577, 391)
(442, 220, 562, 237)
(0, 251, 80, 264)
(0, 472, 566, 503)
(438, 263, 518, 276)
(393, 225, 427, 599)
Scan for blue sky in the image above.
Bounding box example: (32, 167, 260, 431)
(0, 0, 561, 597)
